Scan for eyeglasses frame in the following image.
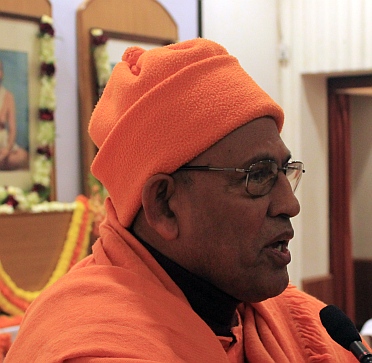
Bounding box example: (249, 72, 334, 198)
(178, 160, 305, 197)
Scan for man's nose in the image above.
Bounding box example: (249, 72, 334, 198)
(267, 172, 301, 218)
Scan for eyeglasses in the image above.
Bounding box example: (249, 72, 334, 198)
(178, 160, 305, 197)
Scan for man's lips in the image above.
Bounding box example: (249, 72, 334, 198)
(269, 240, 289, 253)
(264, 230, 294, 266)
(266, 229, 294, 246)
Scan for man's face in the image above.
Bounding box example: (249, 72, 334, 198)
(172, 117, 301, 302)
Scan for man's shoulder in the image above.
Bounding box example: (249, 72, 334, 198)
(38, 260, 145, 304)
(6, 253, 226, 363)
(267, 283, 327, 314)
(282, 283, 327, 306)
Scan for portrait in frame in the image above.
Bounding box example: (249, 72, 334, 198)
(77, 0, 178, 196)
(0, 49, 30, 171)
(0, 15, 40, 191)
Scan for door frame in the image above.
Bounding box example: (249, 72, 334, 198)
(328, 74, 372, 321)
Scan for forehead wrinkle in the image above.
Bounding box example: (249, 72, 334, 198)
(189, 118, 287, 168)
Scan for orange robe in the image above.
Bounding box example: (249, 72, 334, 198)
(5, 200, 356, 362)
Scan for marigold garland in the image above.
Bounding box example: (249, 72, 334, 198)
(0, 315, 23, 358)
(0, 333, 11, 361)
(0, 195, 93, 316)
(0, 15, 56, 214)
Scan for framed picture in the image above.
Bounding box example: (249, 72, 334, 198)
(0, 0, 56, 209)
(77, 0, 178, 196)
(93, 30, 173, 99)
(107, 36, 167, 64)
(0, 16, 40, 191)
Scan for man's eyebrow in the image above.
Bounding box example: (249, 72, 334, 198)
(241, 152, 292, 168)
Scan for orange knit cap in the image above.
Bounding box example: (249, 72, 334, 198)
(89, 38, 284, 227)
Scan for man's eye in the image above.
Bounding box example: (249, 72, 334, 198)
(249, 169, 271, 183)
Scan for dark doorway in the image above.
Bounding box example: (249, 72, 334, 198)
(328, 74, 372, 326)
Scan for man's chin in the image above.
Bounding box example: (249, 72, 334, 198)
(241, 276, 289, 303)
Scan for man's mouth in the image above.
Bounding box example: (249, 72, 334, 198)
(270, 241, 289, 253)
(265, 240, 291, 266)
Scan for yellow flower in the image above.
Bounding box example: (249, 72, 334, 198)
(37, 122, 55, 145)
(32, 155, 52, 186)
(94, 45, 111, 87)
(41, 15, 53, 25)
(0, 205, 13, 214)
(39, 76, 56, 109)
(7, 186, 23, 196)
(26, 191, 41, 206)
(0, 186, 7, 201)
(91, 28, 104, 37)
(39, 37, 55, 63)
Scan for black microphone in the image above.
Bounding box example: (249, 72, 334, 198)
(320, 304, 372, 362)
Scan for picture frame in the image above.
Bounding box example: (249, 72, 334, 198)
(77, 0, 178, 196)
(93, 30, 174, 99)
(0, 17, 37, 189)
(0, 0, 56, 206)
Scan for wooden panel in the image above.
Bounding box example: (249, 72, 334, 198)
(302, 274, 334, 306)
(78, 0, 177, 37)
(0, 211, 73, 291)
(354, 259, 372, 330)
(0, 0, 51, 19)
(302, 262, 372, 330)
(77, 0, 178, 195)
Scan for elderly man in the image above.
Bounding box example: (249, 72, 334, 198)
(5, 38, 356, 362)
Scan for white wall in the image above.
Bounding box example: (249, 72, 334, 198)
(50, 0, 198, 202)
(203, 0, 306, 286)
(203, 0, 372, 288)
(203, 0, 279, 102)
(51, 0, 82, 202)
(278, 0, 372, 286)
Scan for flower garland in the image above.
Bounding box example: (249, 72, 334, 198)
(0, 314, 22, 358)
(0, 195, 93, 316)
(0, 15, 56, 214)
(89, 174, 107, 238)
(89, 28, 111, 235)
(91, 28, 111, 97)
(0, 332, 11, 360)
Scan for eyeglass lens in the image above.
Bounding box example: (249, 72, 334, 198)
(246, 161, 303, 196)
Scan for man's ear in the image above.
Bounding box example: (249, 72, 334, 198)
(141, 174, 178, 241)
